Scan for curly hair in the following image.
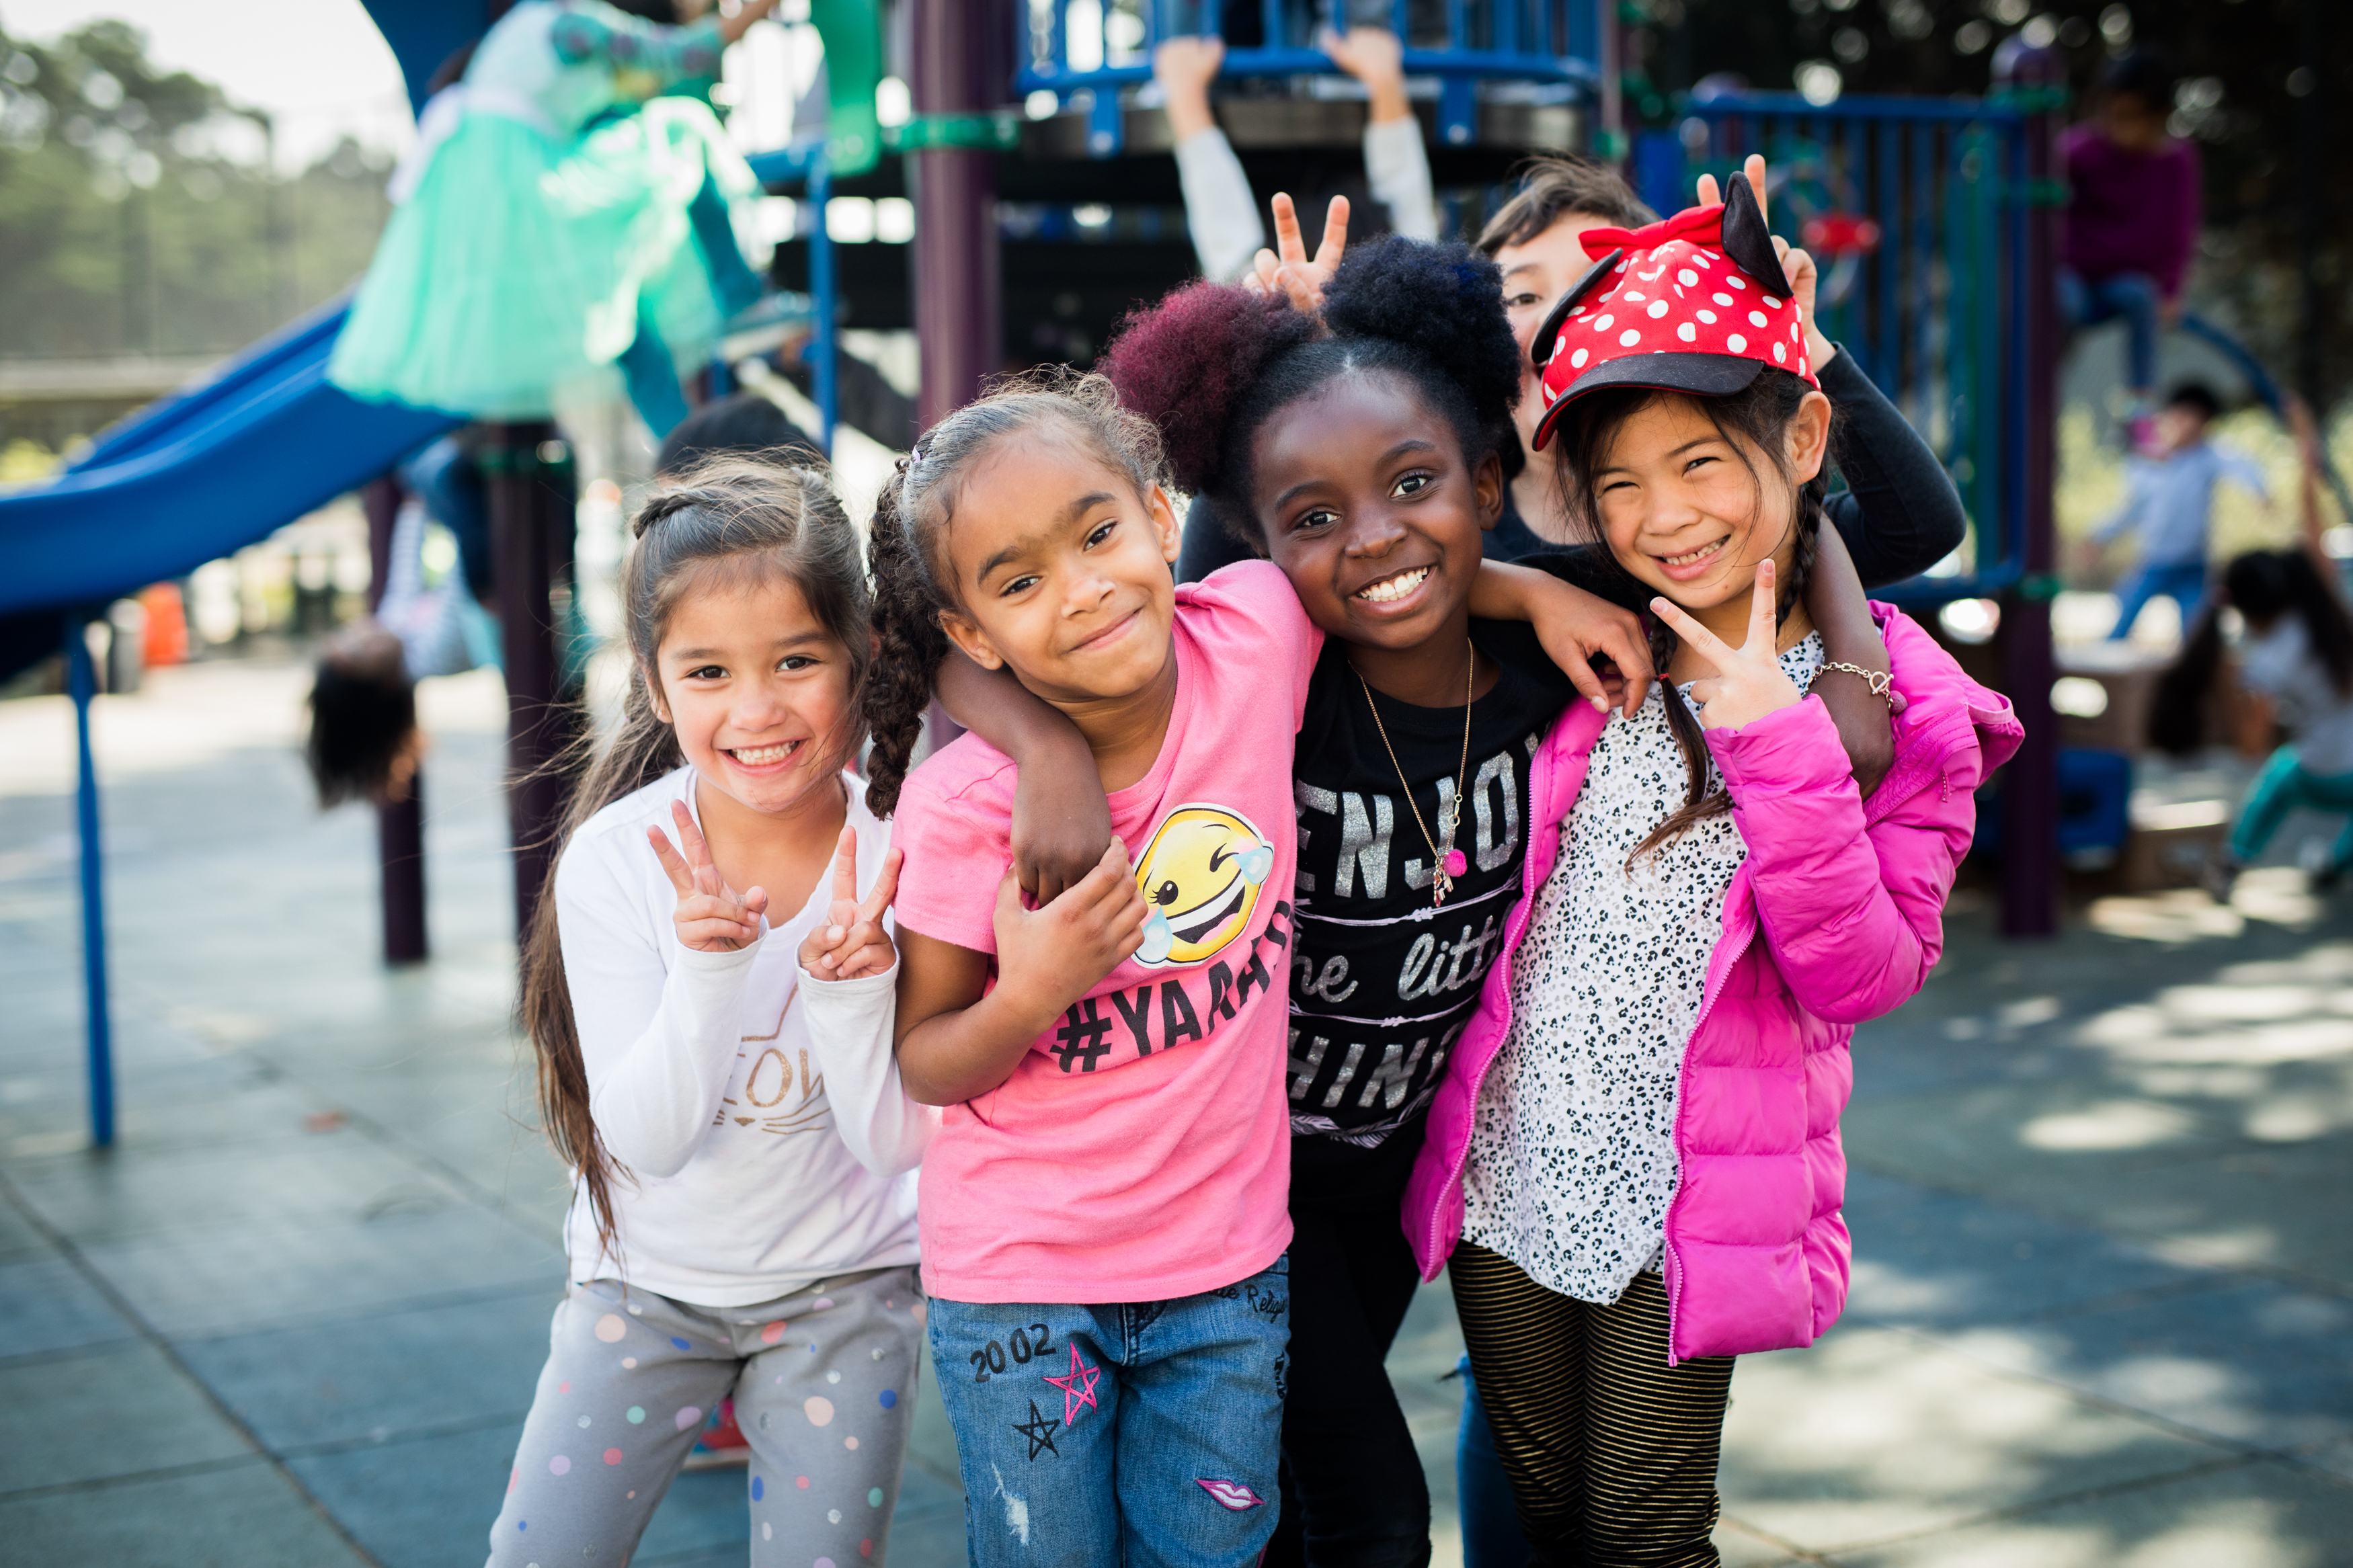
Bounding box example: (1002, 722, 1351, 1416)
(861, 368, 1166, 819)
(1098, 235, 1525, 552)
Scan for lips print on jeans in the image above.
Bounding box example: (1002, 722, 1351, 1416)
(1196, 1479, 1265, 1511)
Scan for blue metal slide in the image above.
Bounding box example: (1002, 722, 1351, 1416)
(0, 294, 458, 630)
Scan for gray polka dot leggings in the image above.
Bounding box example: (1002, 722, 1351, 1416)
(485, 1265, 924, 1567)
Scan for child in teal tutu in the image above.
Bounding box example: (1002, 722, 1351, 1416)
(333, 0, 781, 434)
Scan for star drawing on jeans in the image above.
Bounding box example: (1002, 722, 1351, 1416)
(1041, 1341, 1102, 1425)
(1012, 1398, 1061, 1460)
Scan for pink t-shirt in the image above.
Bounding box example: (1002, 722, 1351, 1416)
(892, 562, 1322, 1305)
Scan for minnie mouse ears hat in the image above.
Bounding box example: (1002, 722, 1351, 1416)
(1527, 174, 1816, 452)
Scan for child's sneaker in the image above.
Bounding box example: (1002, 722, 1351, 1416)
(2297, 840, 2344, 892)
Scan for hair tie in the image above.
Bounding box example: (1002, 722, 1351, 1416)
(631, 489, 707, 539)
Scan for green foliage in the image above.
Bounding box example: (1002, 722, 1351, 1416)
(0, 17, 392, 360)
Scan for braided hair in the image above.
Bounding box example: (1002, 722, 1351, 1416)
(519, 455, 871, 1258)
(861, 367, 1166, 818)
(1548, 368, 1834, 858)
(1097, 234, 1525, 552)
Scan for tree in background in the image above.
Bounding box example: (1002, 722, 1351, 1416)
(0, 17, 394, 364)
(1619, 0, 2347, 409)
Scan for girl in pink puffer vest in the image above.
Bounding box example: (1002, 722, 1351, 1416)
(1408, 180, 2023, 1566)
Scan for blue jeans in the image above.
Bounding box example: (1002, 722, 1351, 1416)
(2109, 559, 2209, 641)
(2059, 268, 2162, 394)
(1456, 1356, 1529, 1568)
(927, 1257, 1291, 1568)
(2231, 745, 2353, 868)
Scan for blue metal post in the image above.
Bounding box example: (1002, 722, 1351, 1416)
(1876, 118, 1901, 390)
(66, 618, 114, 1147)
(807, 154, 838, 454)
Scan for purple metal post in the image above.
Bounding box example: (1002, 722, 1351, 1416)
(486, 423, 565, 943)
(361, 474, 428, 964)
(912, 0, 1004, 430)
(1995, 42, 2062, 938)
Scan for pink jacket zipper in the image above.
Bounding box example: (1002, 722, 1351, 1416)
(1422, 731, 1556, 1273)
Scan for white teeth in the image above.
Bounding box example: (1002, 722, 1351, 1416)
(1663, 540, 1727, 567)
(1357, 567, 1430, 604)
(731, 741, 801, 765)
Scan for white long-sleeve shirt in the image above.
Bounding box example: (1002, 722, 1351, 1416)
(1173, 113, 1439, 283)
(553, 765, 930, 1307)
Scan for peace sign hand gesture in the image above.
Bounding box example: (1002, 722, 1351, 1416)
(1244, 192, 1349, 313)
(798, 826, 904, 982)
(649, 800, 768, 953)
(1648, 561, 1806, 731)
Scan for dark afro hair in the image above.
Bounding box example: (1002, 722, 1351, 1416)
(1099, 235, 1523, 550)
(1096, 281, 1314, 505)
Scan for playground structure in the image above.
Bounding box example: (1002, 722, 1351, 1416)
(0, 0, 2077, 1152)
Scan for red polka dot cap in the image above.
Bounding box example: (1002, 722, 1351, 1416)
(1528, 173, 1816, 452)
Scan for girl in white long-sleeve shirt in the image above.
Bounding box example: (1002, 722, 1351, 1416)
(488, 458, 931, 1568)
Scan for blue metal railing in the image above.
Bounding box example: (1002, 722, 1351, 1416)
(1645, 93, 2036, 604)
(1015, 0, 1599, 155)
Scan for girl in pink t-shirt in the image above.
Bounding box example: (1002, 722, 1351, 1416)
(858, 371, 1648, 1566)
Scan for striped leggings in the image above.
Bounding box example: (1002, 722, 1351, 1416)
(1449, 1244, 1734, 1567)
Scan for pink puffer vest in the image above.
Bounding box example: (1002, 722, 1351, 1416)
(1403, 607, 2023, 1363)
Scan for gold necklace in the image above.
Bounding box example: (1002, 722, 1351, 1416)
(1353, 639, 1474, 908)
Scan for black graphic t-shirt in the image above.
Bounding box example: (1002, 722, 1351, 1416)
(1286, 597, 1583, 1181)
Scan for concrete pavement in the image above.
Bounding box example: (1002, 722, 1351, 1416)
(1, 653, 2347, 1566)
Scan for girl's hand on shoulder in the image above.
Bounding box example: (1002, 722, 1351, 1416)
(800, 825, 903, 981)
(649, 800, 768, 952)
(1527, 576, 1657, 719)
(992, 838, 1148, 1024)
(1651, 562, 1806, 731)
(1012, 751, 1115, 906)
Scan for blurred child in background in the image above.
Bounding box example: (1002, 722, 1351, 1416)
(1152, 22, 1436, 291)
(2096, 382, 2270, 641)
(2157, 402, 2353, 898)
(2060, 47, 2200, 447)
(333, 0, 781, 437)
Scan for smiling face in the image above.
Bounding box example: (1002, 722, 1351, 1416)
(649, 567, 857, 818)
(1250, 371, 1503, 653)
(934, 430, 1183, 706)
(1585, 390, 1831, 618)
(1496, 212, 1622, 453)
(1129, 805, 1274, 967)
